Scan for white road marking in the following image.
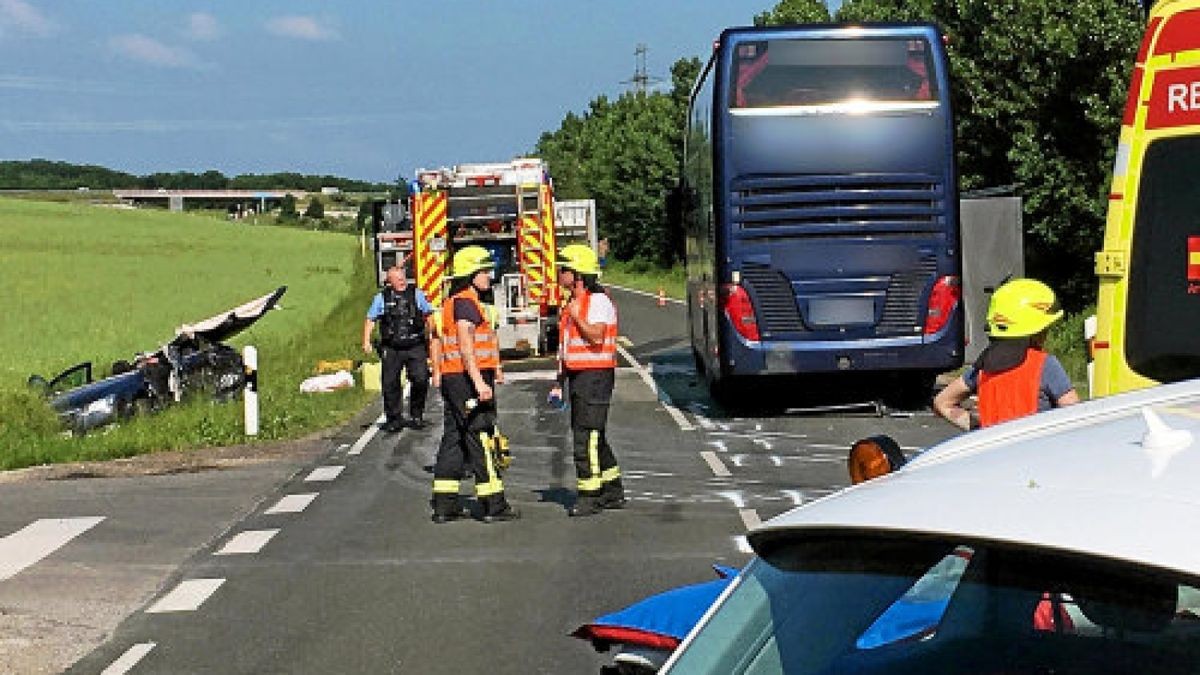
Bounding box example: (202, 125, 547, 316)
(781, 489, 805, 506)
(706, 439, 727, 453)
(734, 536, 753, 553)
(304, 466, 345, 482)
(607, 283, 686, 305)
(699, 450, 732, 477)
(616, 344, 695, 431)
(617, 336, 634, 347)
(500, 370, 559, 382)
(215, 529, 280, 555)
(101, 643, 156, 675)
(753, 438, 773, 450)
(348, 414, 385, 456)
(146, 578, 225, 613)
(716, 490, 747, 508)
(770, 456, 783, 467)
(0, 516, 105, 581)
(730, 454, 748, 467)
(335, 443, 349, 453)
(739, 508, 762, 530)
(265, 493, 318, 514)
(709, 429, 808, 440)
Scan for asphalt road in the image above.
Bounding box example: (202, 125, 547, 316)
(5, 286, 958, 674)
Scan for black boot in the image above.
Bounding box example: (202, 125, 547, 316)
(598, 479, 627, 509)
(479, 495, 521, 523)
(569, 493, 603, 517)
(407, 415, 427, 430)
(431, 494, 467, 524)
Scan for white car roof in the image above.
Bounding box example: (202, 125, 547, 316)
(751, 378, 1200, 577)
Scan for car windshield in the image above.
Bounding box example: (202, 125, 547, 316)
(666, 535, 1200, 674)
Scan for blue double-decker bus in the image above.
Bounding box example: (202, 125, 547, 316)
(679, 23, 964, 402)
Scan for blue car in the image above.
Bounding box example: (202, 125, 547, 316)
(29, 287, 286, 433)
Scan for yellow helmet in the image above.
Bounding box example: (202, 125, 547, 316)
(451, 245, 494, 278)
(986, 278, 1063, 338)
(556, 243, 600, 276)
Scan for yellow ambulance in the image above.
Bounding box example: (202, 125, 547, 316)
(1093, 0, 1200, 396)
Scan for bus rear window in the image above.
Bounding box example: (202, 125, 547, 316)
(1126, 136, 1200, 382)
(731, 38, 937, 108)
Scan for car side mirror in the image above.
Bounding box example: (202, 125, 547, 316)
(848, 435, 907, 484)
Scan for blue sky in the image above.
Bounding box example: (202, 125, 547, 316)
(0, 1, 790, 183)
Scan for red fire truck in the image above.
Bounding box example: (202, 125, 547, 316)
(371, 158, 591, 354)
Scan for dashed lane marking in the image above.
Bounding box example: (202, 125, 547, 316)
(101, 643, 156, 675)
(348, 414, 385, 456)
(146, 578, 225, 613)
(304, 466, 345, 482)
(739, 508, 763, 530)
(264, 493, 318, 515)
(0, 516, 105, 581)
(616, 344, 695, 432)
(215, 529, 280, 555)
(699, 451, 732, 477)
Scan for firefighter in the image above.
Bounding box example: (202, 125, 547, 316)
(549, 243, 626, 517)
(933, 278, 1080, 430)
(430, 246, 519, 523)
(362, 264, 434, 432)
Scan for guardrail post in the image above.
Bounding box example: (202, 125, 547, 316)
(244, 346, 259, 436)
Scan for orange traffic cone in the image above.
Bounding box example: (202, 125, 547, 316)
(657, 287, 667, 307)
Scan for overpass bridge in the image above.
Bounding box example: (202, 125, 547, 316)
(112, 189, 311, 212)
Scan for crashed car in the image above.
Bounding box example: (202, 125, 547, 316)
(28, 287, 286, 433)
(656, 378, 1200, 674)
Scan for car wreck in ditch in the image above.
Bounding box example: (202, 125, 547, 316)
(28, 286, 287, 433)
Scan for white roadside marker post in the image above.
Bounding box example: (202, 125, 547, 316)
(244, 346, 259, 436)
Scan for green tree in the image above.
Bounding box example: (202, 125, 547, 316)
(757, 0, 1142, 309)
(303, 196, 324, 220)
(537, 56, 704, 266)
(279, 193, 298, 222)
(754, 0, 832, 25)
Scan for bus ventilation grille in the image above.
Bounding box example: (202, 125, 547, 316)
(877, 257, 938, 335)
(742, 263, 804, 336)
(732, 173, 943, 234)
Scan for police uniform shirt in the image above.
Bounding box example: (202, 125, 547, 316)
(367, 286, 435, 320)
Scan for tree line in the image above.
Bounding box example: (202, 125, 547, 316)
(0, 159, 391, 193)
(534, 0, 1144, 310)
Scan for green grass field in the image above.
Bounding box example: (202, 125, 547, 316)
(0, 198, 375, 469)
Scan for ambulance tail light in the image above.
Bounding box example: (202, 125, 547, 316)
(924, 276, 960, 335)
(720, 283, 760, 342)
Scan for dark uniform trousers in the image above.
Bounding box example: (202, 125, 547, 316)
(381, 343, 430, 423)
(568, 368, 623, 507)
(432, 370, 511, 517)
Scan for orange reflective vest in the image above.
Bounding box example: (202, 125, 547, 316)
(440, 288, 500, 374)
(977, 348, 1047, 428)
(560, 288, 618, 371)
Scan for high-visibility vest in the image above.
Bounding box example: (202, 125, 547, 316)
(440, 288, 500, 374)
(560, 289, 617, 371)
(977, 348, 1047, 427)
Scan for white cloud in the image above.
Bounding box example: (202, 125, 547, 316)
(186, 13, 220, 41)
(266, 15, 339, 41)
(109, 34, 202, 69)
(0, 0, 57, 39)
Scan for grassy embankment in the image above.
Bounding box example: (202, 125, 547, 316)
(0, 198, 375, 470)
(601, 259, 685, 300)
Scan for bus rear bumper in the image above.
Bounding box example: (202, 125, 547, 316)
(722, 332, 963, 377)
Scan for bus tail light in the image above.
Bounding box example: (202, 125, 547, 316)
(720, 283, 760, 342)
(924, 276, 960, 335)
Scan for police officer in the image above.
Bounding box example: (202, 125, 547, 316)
(362, 265, 435, 432)
(430, 246, 519, 523)
(934, 278, 1080, 430)
(549, 244, 625, 517)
